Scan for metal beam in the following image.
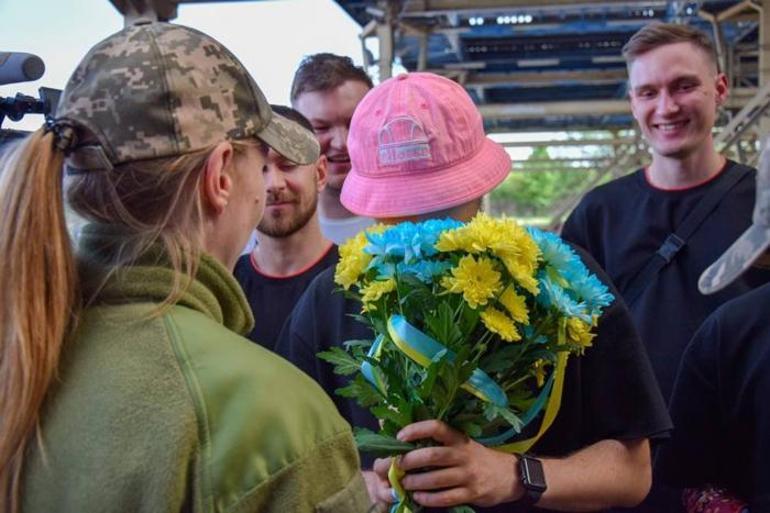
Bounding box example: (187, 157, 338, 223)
(503, 137, 636, 148)
(716, 79, 770, 151)
(455, 69, 628, 88)
(478, 90, 758, 120)
(402, 0, 666, 16)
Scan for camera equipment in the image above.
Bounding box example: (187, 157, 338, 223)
(1, 87, 61, 129)
(0, 52, 45, 86)
(0, 51, 59, 131)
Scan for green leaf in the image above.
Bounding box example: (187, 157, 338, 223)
(417, 358, 441, 400)
(458, 421, 483, 438)
(485, 404, 524, 432)
(317, 347, 361, 376)
(354, 428, 416, 456)
(371, 405, 412, 429)
(449, 506, 477, 513)
(336, 375, 383, 407)
(424, 302, 462, 348)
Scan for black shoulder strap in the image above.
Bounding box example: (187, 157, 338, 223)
(623, 163, 754, 306)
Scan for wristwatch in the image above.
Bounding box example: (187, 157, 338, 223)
(517, 454, 547, 506)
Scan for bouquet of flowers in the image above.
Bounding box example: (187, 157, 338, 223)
(320, 213, 614, 513)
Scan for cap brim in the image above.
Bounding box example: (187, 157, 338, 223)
(340, 137, 512, 218)
(257, 111, 320, 165)
(699, 223, 770, 294)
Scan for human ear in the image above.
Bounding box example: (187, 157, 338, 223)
(201, 141, 235, 215)
(714, 73, 729, 106)
(316, 154, 328, 192)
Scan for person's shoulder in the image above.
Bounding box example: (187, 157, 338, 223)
(232, 253, 254, 281)
(303, 265, 338, 298)
(704, 282, 770, 332)
(566, 171, 642, 225)
(164, 309, 357, 508)
(292, 266, 358, 327)
(582, 170, 641, 203)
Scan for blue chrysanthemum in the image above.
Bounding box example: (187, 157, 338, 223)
(365, 219, 464, 262)
(537, 273, 591, 322)
(364, 218, 464, 279)
(366, 219, 463, 263)
(527, 227, 614, 318)
(396, 260, 453, 283)
(527, 228, 577, 275)
(563, 266, 615, 316)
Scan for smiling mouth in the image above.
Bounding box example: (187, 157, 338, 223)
(653, 120, 689, 132)
(326, 154, 350, 164)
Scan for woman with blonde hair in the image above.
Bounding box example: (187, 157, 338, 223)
(0, 21, 368, 513)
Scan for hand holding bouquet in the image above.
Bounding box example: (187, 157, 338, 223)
(320, 213, 614, 512)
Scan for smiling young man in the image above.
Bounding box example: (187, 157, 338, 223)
(291, 53, 375, 244)
(561, 22, 770, 512)
(233, 106, 338, 351)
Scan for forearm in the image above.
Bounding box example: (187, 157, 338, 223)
(535, 438, 651, 511)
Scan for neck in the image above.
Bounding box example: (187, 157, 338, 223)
(202, 221, 241, 272)
(252, 215, 332, 277)
(647, 146, 726, 189)
(319, 188, 357, 220)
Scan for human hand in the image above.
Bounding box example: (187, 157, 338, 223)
(363, 468, 394, 505)
(392, 420, 524, 508)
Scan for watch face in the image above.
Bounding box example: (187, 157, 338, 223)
(521, 456, 547, 491)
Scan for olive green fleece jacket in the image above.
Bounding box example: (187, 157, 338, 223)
(22, 227, 369, 513)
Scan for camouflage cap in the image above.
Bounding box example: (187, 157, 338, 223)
(55, 21, 319, 170)
(699, 145, 770, 294)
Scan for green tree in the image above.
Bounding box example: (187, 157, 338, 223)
(489, 147, 598, 223)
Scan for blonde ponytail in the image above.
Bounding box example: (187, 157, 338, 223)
(0, 129, 79, 512)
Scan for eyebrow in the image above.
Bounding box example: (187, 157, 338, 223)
(632, 73, 703, 91)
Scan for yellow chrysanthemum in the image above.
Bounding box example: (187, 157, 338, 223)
(441, 255, 502, 309)
(361, 278, 396, 305)
(334, 224, 388, 290)
(436, 213, 540, 295)
(480, 306, 520, 342)
(566, 317, 596, 349)
(436, 213, 500, 253)
(498, 285, 529, 325)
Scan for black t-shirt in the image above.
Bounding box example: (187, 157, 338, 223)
(561, 161, 770, 403)
(657, 283, 770, 511)
(275, 244, 672, 513)
(233, 244, 338, 351)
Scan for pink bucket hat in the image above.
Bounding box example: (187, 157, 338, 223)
(341, 72, 511, 218)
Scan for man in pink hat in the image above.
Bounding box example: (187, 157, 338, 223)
(275, 72, 671, 512)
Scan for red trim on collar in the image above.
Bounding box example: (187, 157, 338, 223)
(643, 160, 728, 192)
(250, 242, 335, 279)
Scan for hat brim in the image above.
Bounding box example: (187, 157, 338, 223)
(699, 223, 770, 294)
(257, 111, 320, 165)
(340, 137, 512, 218)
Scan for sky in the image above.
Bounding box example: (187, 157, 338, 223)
(0, 0, 373, 131)
(0, 0, 532, 159)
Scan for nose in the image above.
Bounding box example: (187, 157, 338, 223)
(264, 166, 286, 192)
(329, 125, 349, 150)
(657, 90, 680, 115)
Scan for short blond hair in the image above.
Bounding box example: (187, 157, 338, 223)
(623, 22, 718, 71)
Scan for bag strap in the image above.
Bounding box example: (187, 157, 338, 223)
(623, 163, 754, 306)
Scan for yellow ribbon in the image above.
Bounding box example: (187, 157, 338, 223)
(388, 459, 412, 513)
(381, 316, 571, 510)
(493, 350, 569, 454)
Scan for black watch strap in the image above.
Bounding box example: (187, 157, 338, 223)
(518, 454, 547, 507)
